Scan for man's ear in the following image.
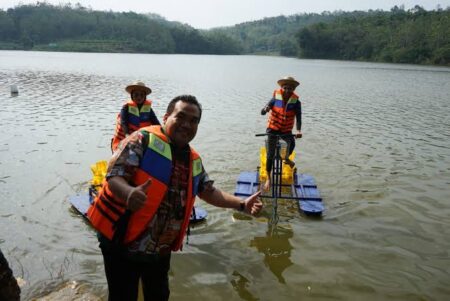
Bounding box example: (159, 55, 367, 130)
(163, 113, 168, 123)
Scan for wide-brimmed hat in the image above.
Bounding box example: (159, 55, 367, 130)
(277, 76, 300, 88)
(125, 81, 152, 95)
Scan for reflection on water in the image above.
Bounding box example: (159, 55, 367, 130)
(250, 224, 293, 284)
(1, 51, 450, 300)
(231, 271, 259, 301)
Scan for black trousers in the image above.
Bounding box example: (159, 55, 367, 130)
(265, 130, 295, 173)
(101, 245, 171, 301)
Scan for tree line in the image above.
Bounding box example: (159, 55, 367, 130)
(0, 3, 242, 54)
(0, 3, 449, 65)
(296, 6, 450, 65)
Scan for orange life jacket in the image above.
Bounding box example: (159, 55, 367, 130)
(267, 89, 300, 133)
(88, 125, 203, 250)
(111, 100, 154, 151)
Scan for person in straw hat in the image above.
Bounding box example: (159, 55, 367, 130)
(260, 76, 302, 191)
(111, 81, 160, 152)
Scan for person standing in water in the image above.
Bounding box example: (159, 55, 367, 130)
(89, 95, 263, 301)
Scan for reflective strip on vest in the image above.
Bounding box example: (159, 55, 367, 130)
(274, 91, 299, 107)
(139, 133, 172, 184)
(149, 133, 172, 160)
(192, 157, 202, 196)
(140, 104, 152, 113)
(128, 105, 140, 117)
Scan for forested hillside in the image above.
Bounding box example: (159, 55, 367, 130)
(0, 3, 241, 54)
(296, 6, 450, 65)
(210, 13, 340, 56)
(0, 3, 448, 65)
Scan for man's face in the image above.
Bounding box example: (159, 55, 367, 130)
(131, 89, 146, 105)
(163, 101, 200, 147)
(282, 85, 295, 99)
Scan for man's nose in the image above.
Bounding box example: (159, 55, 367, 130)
(180, 119, 191, 128)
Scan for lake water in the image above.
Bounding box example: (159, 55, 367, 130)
(1, 50, 450, 300)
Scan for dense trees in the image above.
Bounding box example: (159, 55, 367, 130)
(168, 25, 242, 54)
(296, 6, 450, 65)
(213, 13, 339, 55)
(0, 3, 240, 54)
(0, 3, 449, 65)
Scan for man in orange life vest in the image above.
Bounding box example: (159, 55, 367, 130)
(111, 81, 160, 152)
(88, 95, 263, 301)
(261, 76, 302, 191)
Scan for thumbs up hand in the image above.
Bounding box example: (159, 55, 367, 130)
(244, 190, 263, 215)
(126, 179, 152, 212)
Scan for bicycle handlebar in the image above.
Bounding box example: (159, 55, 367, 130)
(255, 133, 297, 138)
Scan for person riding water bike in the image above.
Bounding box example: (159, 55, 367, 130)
(261, 76, 302, 191)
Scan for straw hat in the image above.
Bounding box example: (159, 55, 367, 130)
(125, 81, 152, 95)
(277, 76, 300, 88)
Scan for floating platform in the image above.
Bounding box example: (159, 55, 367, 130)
(293, 173, 324, 216)
(234, 171, 324, 216)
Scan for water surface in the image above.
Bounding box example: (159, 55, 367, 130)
(1, 50, 450, 300)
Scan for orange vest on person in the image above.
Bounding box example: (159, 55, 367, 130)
(111, 100, 154, 151)
(267, 89, 300, 133)
(88, 125, 203, 250)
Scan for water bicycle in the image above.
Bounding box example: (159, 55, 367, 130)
(234, 133, 324, 224)
(69, 160, 207, 223)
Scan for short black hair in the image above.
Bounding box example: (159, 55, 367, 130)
(166, 95, 202, 121)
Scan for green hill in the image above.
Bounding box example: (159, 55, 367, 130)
(1, 3, 448, 65)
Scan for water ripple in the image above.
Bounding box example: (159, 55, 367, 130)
(1, 53, 450, 300)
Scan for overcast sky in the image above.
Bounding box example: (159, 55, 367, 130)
(1, 0, 448, 28)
